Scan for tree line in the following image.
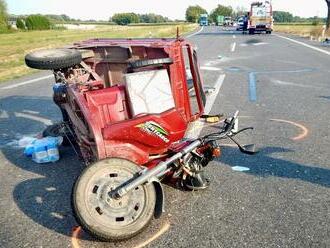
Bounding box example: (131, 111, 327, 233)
(111, 13, 170, 25)
(185, 5, 237, 24)
(1, 0, 330, 33)
(273, 11, 326, 25)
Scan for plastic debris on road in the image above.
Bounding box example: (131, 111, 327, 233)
(18, 137, 37, 147)
(23, 136, 63, 163)
(231, 166, 250, 172)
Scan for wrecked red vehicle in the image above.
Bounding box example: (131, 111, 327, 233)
(25, 37, 256, 241)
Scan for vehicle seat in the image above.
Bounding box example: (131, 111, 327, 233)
(124, 69, 175, 117)
(85, 85, 130, 128)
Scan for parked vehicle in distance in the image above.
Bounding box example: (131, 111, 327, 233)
(236, 16, 244, 31)
(200, 14, 208, 26)
(217, 15, 225, 26)
(224, 16, 233, 26)
(248, 0, 273, 34)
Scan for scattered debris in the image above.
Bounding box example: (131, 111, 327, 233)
(231, 166, 250, 172)
(322, 38, 330, 46)
(18, 137, 37, 147)
(24, 136, 63, 163)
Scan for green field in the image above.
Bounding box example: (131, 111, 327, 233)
(0, 24, 197, 82)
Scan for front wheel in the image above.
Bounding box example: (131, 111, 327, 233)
(72, 158, 156, 241)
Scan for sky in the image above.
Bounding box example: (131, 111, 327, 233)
(6, 0, 328, 21)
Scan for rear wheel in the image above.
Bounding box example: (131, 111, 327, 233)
(72, 158, 156, 241)
(129, 58, 173, 69)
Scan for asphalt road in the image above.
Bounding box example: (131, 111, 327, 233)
(0, 26, 330, 248)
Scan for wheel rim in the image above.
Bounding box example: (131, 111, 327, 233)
(83, 166, 147, 229)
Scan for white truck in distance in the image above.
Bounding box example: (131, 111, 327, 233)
(248, 1, 273, 34)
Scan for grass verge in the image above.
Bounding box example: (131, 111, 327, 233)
(274, 24, 329, 39)
(0, 24, 198, 82)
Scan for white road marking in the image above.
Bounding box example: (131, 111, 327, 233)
(14, 112, 53, 125)
(1, 74, 53, 90)
(253, 42, 269, 46)
(275, 34, 330, 56)
(185, 74, 226, 139)
(271, 79, 323, 89)
(233, 35, 236, 39)
(231, 42, 236, 52)
(22, 110, 40, 114)
(200, 66, 222, 71)
(186, 26, 204, 38)
(204, 74, 226, 114)
(205, 60, 220, 66)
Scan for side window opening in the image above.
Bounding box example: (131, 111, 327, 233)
(182, 46, 200, 115)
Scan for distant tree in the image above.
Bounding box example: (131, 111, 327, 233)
(25, 15, 52, 30)
(16, 18, 25, 29)
(292, 16, 303, 22)
(210, 5, 233, 22)
(138, 13, 169, 23)
(234, 6, 247, 18)
(60, 14, 71, 22)
(311, 16, 320, 26)
(45, 14, 63, 22)
(0, 0, 8, 32)
(326, 0, 330, 29)
(185, 5, 207, 23)
(273, 11, 294, 23)
(112, 13, 139, 25)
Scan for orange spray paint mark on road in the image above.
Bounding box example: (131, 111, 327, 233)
(70, 222, 171, 248)
(270, 119, 309, 141)
(71, 226, 82, 248)
(133, 222, 171, 248)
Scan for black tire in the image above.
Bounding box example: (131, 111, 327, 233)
(42, 123, 71, 146)
(72, 158, 156, 241)
(25, 48, 82, 70)
(129, 58, 173, 69)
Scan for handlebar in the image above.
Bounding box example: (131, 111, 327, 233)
(202, 110, 239, 142)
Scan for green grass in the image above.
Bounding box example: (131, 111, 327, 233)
(0, 23, 198, 82)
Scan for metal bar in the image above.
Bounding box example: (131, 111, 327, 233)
(114, 140, 201, 197)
